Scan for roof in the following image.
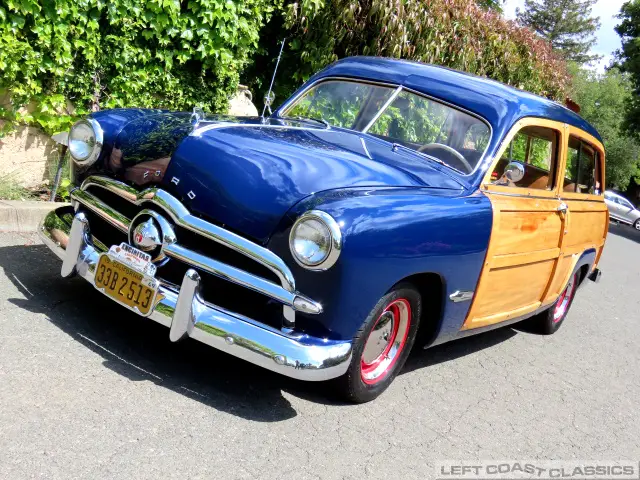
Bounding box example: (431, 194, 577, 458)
(307, 57, 601, 144)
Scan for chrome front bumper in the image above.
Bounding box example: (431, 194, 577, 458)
(38, 207, 352, 381)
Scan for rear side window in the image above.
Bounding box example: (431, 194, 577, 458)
(564, 136, 602, 194)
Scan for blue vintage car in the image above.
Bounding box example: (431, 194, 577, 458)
(40, 57, 608, 402)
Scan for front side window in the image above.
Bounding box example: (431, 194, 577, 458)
(564, 136, 602, 194)
(490, 126, 559, 190)
(281, 80, 491, 174)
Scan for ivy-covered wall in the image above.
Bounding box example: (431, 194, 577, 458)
(0, 0, 279, 135)
(0, 0, 570, 139)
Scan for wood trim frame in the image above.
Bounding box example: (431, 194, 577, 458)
(557, 125, 606, 202)
(480, 117, 568, 197)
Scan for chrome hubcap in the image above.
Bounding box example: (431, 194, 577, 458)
(553, 273, 577, 323)
(635, 222, 640, 230)
(361, 299, 411, 385)
(362, 311, 394, 364)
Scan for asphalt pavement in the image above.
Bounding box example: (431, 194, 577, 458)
(0, 224, 639, 479)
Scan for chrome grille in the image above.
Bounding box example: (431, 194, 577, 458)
(70, 175, 322, 331)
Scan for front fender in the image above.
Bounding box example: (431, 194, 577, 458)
(267, 187, 493, 342)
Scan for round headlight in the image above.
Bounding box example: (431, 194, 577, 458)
(68, 118, 103, 166)
(289, 210, 342, 270)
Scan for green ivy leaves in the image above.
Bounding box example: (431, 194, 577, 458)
(0, 0, 277, 135)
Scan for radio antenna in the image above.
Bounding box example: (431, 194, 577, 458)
(261, 37, 286, 118)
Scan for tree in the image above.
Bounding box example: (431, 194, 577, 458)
(476, 0, 503, 12)
(568, 64, 640, 189)
(517, 0, 601, 63)
(615, 0, 640, 141)
(246, 0, 570, 112)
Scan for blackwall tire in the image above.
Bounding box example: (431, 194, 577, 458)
(334, 283, 421, 403)
(526, 271, 580, 335)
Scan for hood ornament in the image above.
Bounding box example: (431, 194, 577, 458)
(191, 106, 205, 127)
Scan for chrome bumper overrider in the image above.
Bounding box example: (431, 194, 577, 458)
(38, 207, 352, 381)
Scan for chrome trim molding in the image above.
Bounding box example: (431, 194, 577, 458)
(191, 122, 330, 138)
(449, 290, 474, 303)
(38, 208, 352, 381)
(71, 188, 130, 233)
(72, 176, 322, 319)
(289, 210, 343, 271)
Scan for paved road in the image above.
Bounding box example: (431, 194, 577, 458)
(1, 225, 639, 479)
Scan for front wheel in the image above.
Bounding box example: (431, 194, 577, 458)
(334, 284, 421, 403)
(526, 271, 580, 334)
(634, 219, 640, 231)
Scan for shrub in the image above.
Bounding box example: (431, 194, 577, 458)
(249, 0, 569, 108)
(0, 0, 279, 134)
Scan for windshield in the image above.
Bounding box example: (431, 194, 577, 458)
(281, 80, 491, 173)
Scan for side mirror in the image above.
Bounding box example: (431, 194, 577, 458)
(500, 161, 525, 185)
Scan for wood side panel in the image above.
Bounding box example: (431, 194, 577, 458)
(471, 259, 555, 319)
(543, 254, 574, 302)
(563, 210, 607, 248)
(463, 190, 564, 330)
(492, 211, 561, 255)
(491, 247, 560, 269)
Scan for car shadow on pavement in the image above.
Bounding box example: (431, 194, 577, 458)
(402, 328, 517, 375)
(608, 221, 640, 244)
(3, 243, 520, 413)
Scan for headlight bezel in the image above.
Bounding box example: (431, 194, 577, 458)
(68, 118, 103, 167)
(289, 210, 342, 271)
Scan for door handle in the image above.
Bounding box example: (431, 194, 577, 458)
(557, 202, 569, 233)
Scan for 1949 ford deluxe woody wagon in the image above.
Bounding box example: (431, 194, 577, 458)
(39, 57, 608, 402)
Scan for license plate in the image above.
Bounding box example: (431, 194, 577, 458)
(94, 254, 159, 316)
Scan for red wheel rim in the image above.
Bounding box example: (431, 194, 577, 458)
(360, 298, 411, 385)
(553, 273, 578, 323)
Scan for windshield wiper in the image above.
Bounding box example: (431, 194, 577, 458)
(288, 116, 330, 128)
(391, 143, 456, 170)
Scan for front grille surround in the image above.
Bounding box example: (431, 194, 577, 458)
(70, 175, 322, 331)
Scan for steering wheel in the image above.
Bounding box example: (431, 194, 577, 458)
(417, 143, 473, 173)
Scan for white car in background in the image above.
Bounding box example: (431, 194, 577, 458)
(605, 191, 640, 230)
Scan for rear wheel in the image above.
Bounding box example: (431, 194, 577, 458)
(634, 219, 640, 231)
(335, 284, 421, 403)
(527, 271, 580, 334)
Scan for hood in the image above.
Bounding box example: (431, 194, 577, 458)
(85, 110, 259, 185)
(162, 118, 464, 243)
